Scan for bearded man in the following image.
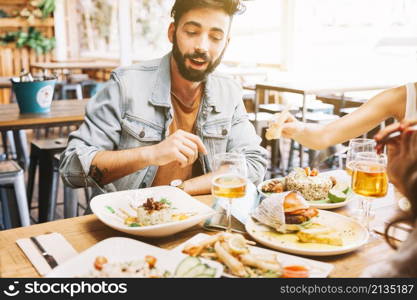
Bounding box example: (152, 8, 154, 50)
(60, 0, 267, 200)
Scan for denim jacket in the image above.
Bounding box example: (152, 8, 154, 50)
(59, 53, 268, 195)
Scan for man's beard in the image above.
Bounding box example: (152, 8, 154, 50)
(172, 35, 226, 82)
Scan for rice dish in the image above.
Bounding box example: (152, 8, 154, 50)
(137, 206, 172, 226)
(137, 198, 172, 226)
(285, 168, 332, 201)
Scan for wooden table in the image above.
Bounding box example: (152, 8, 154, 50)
(0, 193, 401, 278)
(30, 62, 120, 72)
(0, 99, 87, 131)
(30, 62, 120, 81)
(0, 99, 88, 223)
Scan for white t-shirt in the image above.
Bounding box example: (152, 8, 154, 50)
(405, 82, 417, 120)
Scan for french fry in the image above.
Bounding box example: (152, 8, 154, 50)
(214, 241, 247, 277)
(182, 233, 221, 256)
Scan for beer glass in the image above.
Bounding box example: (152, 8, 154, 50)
(211, 153, 248, 233)
(345, 138, 376, 176)
(351, 151, 388, 238)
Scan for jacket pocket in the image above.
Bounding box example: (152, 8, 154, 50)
(201, 118, 231, 159)
(120, 114, 163, 148)
(201, 118, 232, 139)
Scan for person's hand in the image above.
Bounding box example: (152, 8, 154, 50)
(148, 130, 207, 168)
(279, 113, 305, 139)
(374, 119, 417, 193)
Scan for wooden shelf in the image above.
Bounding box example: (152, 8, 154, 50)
(0, 17, 54, 28)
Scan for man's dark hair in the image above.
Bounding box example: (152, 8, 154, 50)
(171, 0, 245, 24)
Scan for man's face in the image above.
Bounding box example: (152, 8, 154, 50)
(169, 8, 231, 82)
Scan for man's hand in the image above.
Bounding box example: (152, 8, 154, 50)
(149, 129, 208, 168)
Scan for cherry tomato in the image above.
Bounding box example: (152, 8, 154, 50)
(282, 265, 309, 278)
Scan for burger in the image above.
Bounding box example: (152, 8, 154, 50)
(283, 192, 318, 232)
(252, 191, 319, 234)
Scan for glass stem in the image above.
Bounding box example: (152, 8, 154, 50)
(362, 197, 372, 232)
(226, 198, 233, 233)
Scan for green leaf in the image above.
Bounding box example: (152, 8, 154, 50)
(159, 198, 171, 206)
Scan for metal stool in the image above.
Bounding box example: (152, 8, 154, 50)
(55, 83, 83, 100)
(27, 138, 68, 222)
(0, 160, 30, 227)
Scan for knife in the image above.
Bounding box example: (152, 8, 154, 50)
(30, 236, 58, 269)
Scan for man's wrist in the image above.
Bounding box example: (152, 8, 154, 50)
(137, 145, 156, 167)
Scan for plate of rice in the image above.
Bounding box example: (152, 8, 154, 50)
(90, 186, 215, 237)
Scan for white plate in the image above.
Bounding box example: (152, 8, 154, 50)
(245, 209, 369, 256)
(172, 233, 334, 278)
(47, 237, 223, 278)
(257, 170, 353, 209)
(90, 186, 215, 237)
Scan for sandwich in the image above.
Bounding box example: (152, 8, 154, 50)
(282, 191, 318, 232)
(265, 110, 289, 140)
(252, 191, 318, 233)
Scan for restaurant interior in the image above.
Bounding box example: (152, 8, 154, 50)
(0, 0, 417, 279)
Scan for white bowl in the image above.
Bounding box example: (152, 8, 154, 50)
(90, 186, 215, 237)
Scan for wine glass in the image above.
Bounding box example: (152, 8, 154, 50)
(351, 151, 388, 239)
(211, 153, 248, 233)
(345, 138, 376, 176)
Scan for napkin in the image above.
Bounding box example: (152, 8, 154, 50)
(16, 232, 78, 276)
(204, 181, 259, 233)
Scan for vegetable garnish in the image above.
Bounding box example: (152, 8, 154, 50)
(105, 206, 115, 214)
(282, 265, 309, 278)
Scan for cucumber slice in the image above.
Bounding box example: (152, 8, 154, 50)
(182, 264, 207, 277)
(328, 189, 347, 203)
(174, 256, 201, 277)
(199, 266, 216, 278)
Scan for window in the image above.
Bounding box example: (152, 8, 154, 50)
(292, 0, 417, 76)
(224, 0, 282, 66)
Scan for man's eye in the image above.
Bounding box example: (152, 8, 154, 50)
(211, 36, 222, 41)
(186, 31, 197, 36)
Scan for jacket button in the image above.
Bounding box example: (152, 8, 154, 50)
(222, 128, 228, 136)
(139, 130, 145, 138)
(140, 182, 147, 188)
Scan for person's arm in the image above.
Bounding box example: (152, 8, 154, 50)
(280, 85, 407, 150)
(226, 87, 268, 185)
(60, 76, 207, 188)
(90, 130, 207, 186)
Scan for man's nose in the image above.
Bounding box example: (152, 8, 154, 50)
(195, 35, 209, 53)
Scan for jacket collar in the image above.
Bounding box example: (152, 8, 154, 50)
(149, 52, 222, 113)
